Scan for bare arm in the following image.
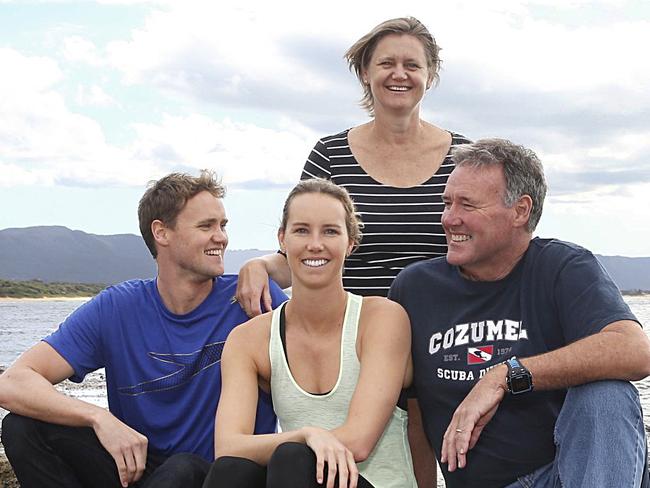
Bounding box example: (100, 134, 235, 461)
(215, 320, 360, 488)
(332, 298, 412, 461)
(442, 319, 650, 471)
(0, 342, 148, 487)
(214, 323, 305, 463)
(236, 253, 292, 317)
(408, 399, 438, 488)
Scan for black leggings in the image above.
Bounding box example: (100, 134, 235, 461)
(202, 442, 375, 488)
(1, 413, 210, 488)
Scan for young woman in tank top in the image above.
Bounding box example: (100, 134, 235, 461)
(201, 179, 416, 488)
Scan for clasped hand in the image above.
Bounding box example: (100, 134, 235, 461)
(303, 426, 359, 488)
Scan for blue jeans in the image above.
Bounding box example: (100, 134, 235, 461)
(505, 380, 648, 488)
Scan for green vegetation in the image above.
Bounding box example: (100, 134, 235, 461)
(0, 279, 105, 298)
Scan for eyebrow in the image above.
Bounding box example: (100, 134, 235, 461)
(197, 217, 227, 226)
(290, 222, 343, 228)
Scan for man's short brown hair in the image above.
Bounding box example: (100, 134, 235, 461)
(138, 170, 225, 258)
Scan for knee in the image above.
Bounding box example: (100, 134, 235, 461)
(269, 442, 314, 470)
(559, 380, 643, 438)
(565, 380, 640, 418)
(203, 456, 265, 488)
(155, 453, 210, 484)
(1, 413, 38, 456)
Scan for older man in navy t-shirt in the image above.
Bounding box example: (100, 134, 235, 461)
(390, 139, 650, 488)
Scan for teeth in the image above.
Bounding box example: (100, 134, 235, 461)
(451, 234, 471, 242)
(303, 259, 328, 267)
(205, 249, 222, 256)
(387, 86, 409, 91)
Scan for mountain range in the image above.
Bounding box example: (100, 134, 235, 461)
(1, 226, 649, 291)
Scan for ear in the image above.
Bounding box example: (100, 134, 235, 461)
(151, 220, 170, 248)
(361, 68, 369, 85)
(346, 239, 354, 257)
(277, 228, 286, 253)
(512, 195, 533, 229)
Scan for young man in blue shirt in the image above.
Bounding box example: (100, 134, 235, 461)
(0, 170, 286, 488)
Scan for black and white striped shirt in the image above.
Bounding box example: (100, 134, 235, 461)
(301, 129, 471, 297)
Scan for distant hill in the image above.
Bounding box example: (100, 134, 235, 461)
(0, 226, 648, 291)
(0, 226, 269, 284)
(595, 255, 650, 292)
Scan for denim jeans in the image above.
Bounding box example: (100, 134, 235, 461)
(505, 380, 648, 488)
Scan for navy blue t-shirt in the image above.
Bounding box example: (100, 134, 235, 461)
(389, 238, 638, 488)
(45, 274, 287, 461)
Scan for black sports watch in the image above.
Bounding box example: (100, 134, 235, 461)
(505, 356, 533, 395)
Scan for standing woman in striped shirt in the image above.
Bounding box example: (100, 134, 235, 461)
(237, 16, 470, 308)
(236, 17, 470, 486)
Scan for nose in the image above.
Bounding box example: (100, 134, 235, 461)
(212, 227, 227, 245)
(392, 64, 407, 80)
(306, 234, 324, 251)
(441, 203, 461, 229)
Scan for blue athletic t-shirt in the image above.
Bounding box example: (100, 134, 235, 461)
(44, 274, 287, 461)
(389, 238, 638, 488)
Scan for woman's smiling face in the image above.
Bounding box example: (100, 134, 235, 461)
(363, 33, 432, 114)
(278, 192, 353, 288)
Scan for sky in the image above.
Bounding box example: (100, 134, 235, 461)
(1, 0, 649, 256)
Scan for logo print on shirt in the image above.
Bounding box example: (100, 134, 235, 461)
(118, 341, 225, 396)
(467, 345, 493, 364)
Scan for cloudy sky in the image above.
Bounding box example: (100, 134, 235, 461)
(1, 0, 649, 256)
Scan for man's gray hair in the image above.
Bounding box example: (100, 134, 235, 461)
(451, 139, 547, 232)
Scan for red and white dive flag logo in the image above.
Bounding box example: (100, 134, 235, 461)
(467, 345, 494, 364)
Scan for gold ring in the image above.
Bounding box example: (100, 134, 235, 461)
(455, 428, 463, 434)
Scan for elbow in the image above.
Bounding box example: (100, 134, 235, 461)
(0, 369, 16, 409)
(633, 334, 650, 380)
(349, 441, 373, 463)
(352, 448, 371, 463)
(214, 437, 230, 460)
(632, 346, 650, 381)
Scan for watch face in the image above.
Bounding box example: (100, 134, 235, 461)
(510, 374, 533, 394)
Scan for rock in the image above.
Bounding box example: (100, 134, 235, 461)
(0, 455, 18, 488)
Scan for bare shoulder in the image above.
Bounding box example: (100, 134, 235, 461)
(224, 311, 274, 384)
(226, 312, 273, 352)
(361, 296, 408, 319)
(359, 296, 410, 337)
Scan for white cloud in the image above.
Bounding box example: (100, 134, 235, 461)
(62, 36, 103, 66)
(0, 48, 156, 187)
(129, 113, 316, 186)
(76, 84, 116, 107)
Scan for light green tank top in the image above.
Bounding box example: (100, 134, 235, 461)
(269, 292, 417, 488)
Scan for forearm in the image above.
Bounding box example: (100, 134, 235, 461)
(216, 428, 306, 465)
(259, 253, 292, 289)
(0, 366, 106, 428)
(522, 321, 650, 390)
